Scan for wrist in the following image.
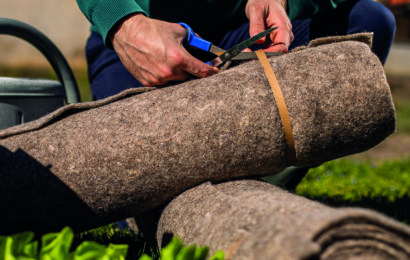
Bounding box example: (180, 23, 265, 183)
(108, 13, 147, 48)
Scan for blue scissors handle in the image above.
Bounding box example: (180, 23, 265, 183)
(179, 22, 212, 53)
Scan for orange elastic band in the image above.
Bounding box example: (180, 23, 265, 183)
(255, 49, 295, 165)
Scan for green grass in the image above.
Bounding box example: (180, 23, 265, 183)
(296, 158, 410, 223)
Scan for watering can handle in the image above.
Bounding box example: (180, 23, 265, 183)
(0, 18, 80, 104)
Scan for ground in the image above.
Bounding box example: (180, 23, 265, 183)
(347, 134, 410, 162)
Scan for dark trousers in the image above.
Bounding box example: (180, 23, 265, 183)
(86, 0, 395, 100)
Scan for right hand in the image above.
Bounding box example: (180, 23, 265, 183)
(110, 14, 219, 87)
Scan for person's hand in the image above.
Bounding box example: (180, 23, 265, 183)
(110, 14, 219, 87)
(246, 0, 294, 53)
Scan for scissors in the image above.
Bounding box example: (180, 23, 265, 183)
(179, 23, 282, 68)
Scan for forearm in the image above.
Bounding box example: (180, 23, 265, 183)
(76, 0, 148, 45)
(110, 14, 218, 86)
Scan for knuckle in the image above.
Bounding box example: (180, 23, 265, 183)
(167, 48, 185, 65)
(246, 2, 263, 14)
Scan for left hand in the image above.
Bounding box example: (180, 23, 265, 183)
(245, 0, 294, 53)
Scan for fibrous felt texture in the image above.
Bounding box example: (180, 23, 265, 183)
(0, 34, 396, 235)
(157, 180, 410, 260)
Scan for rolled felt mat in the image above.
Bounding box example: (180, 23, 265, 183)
(157, 180, 410, 260)
(0, 34, 396, 235)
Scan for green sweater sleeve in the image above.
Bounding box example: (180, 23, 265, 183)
(287, 0, 349, 20)
(76, 0, 149, 45)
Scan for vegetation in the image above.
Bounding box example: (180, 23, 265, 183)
(0, 227, 224, 260)
(296, 158, 410, 223)
(0, 226, 128, 260)
(72, 224, 156, 260)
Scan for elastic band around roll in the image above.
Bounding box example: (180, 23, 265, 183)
(255, 49, 296, 165)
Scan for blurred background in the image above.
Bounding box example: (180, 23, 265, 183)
(0, 0, 89, 69)
(0, 0, 91, 102)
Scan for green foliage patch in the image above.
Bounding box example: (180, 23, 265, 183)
(73, 224, 155, 260)
(0, 227, 224, 260)
(139, 237, 224, 260)
(0, 227, 127, 260)
(296, 158, 410, 223)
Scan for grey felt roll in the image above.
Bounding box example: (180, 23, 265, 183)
(157, 180, 410, 260)
(0, 34, 396, 235)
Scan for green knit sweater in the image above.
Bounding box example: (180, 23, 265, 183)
(76, 0, 348, 46)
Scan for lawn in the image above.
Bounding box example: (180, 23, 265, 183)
(296, 158, 410, 223)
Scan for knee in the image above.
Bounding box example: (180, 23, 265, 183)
(371, 1, 396, 39)
(349, 0, 396, 64)
(352, 0, 396, 39)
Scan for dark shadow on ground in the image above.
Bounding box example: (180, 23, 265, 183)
(0, 146, 103, 236)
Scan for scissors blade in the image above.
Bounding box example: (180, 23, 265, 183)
(209, 45, 225, 56)
(209, 26, 278, 68)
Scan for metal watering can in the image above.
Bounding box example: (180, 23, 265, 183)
(0, 18, 80, 130)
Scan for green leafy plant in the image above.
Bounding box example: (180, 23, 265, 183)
(73, 223, 156, 259)
(0, 227, 224, 260)
(0, 227, 127, 260)
(139, 237, 224, 260)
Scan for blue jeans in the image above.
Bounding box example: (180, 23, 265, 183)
(86, 0, 395, 100)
